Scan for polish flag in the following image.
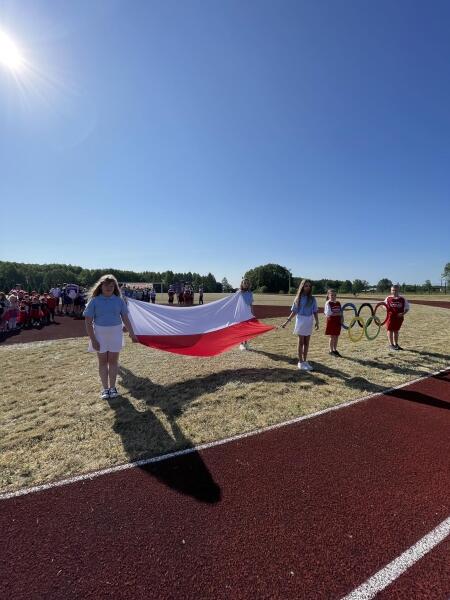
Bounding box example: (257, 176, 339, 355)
(127, 292, 274, 356)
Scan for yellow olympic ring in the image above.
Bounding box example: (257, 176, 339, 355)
(347, 314, 382, 342)
(348, 316, 366, 342)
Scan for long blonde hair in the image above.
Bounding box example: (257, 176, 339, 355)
(88, 274, 121, 300)
(294, 279, 313, 306)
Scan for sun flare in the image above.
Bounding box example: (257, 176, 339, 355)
(0, 30, 24, 72)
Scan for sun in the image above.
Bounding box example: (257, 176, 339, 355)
(0, 30, 24, 72)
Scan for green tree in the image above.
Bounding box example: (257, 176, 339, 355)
(352, 279, 366, 296)
(221, 277, 233, 292)
(244, 264, 290, 293)
(376, 278, 393, 292)
(339, 280, 353, 294)
(424, 279, 432, 293)
(442, 263, 450, 284)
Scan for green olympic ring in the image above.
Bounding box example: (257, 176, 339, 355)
(342, 301, 389, 342)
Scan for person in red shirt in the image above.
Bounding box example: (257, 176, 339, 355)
(385, 284, 410, 351)
(46, 293, 57, 322)
(324, 289, 342, 356)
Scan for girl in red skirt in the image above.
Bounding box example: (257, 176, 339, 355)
(384, 284, 410, 350)
(324, 289, 342, 356)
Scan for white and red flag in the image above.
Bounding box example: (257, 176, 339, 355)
(127, 292, 274, 357)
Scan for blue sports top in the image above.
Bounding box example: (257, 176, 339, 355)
(241, 290, 253, 305)
(291, 295, 318, 317)
(83, 294, 129, 326)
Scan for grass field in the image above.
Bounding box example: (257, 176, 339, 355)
(1, 304, 449, 494)
(155, 292, 448, 306)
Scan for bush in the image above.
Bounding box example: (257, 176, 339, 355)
(289, 287, 297, 295)
(278, 290, 287, 294)
(255, 286, 269, 293)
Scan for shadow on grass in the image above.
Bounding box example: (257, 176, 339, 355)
(250, 350, 386, 394)
(339, 355, 429, 378)
(107, 389, 221, 504)
(407, 349, 450, 361)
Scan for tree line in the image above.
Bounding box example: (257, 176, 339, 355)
(0, 262, 222, 293)
(243, 264, 448, 295)
(1, 261, 448, 295)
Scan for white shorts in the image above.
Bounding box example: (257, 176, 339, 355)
(88, 324, 124, 353)
(293, 315, 314, 337)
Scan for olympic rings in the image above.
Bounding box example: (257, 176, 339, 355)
(356, 303, 375, 328)
(341, 301, 390, 342)
(364, 315, 382, 341)
(348, 317, 365, 342)
(341, 303, 357, 330)
(373, 302, 389, 326)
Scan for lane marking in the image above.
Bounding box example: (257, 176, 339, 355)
(0, 367, 448, 501)
(341, 516, 450, 599)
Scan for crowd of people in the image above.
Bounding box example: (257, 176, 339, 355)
(121, 284, 204, 305)
(0, 281, 207, 339)
(0, 284, 87, 337)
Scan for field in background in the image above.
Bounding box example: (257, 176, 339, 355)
(1, 303, 449, 494)
(152, 292, 448, 306)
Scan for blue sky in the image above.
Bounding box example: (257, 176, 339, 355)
(0, 0, 449, 286)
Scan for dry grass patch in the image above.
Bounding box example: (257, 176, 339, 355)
(1, 305, 449, 493)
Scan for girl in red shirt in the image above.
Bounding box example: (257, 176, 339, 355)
(324, 289, 342, 356)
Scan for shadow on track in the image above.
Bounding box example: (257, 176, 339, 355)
(107, 383, 221, 504)
(112, 364, 316, 502)
(387, 388, 450, 411)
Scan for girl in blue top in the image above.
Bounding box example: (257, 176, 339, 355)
(281, 279, 319, 371)
(83, 274, 138, 399)
(240, 277, 253, 351)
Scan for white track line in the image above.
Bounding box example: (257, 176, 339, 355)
(341, 516, 450, 599)
(1, 367, 448, 501)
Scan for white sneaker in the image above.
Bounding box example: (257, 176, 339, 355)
(305, 361, 313, 371)
(298, 361, 308, 370)
(240, 343, 247, 351)
(109, 387, 119, 398)
(100, 388, 110, 399)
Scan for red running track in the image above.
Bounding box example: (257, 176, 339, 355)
(1, 370, 449, 599)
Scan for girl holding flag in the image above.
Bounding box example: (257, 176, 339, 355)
(281, 279, 319, 370)
(83, 274, 138, 399)
(239, 277, 253, 350)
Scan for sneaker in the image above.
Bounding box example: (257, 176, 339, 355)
(109, 387, 119, 398)
(244, 341, 250, 350)
(240, 343, 247, 351)
(395, 345, 403, 350)
(100, 388, 110, 399)
(389, 345, 399, 351)
(298, 361, 307, 370)
(333, 351, 342, 357)
(305, 361, 313, 371)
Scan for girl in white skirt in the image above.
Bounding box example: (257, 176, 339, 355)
(83, 274, 138, 399)
(281, 279, 319, 370)
(239, 277, 254, 350)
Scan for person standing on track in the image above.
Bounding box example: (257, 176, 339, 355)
(83, 274, 138, 399)
(239, 277, 253, 351)
(324, 288, 342, 356)
(385, 284, 410, 351)
(280, 279, 319, 370)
